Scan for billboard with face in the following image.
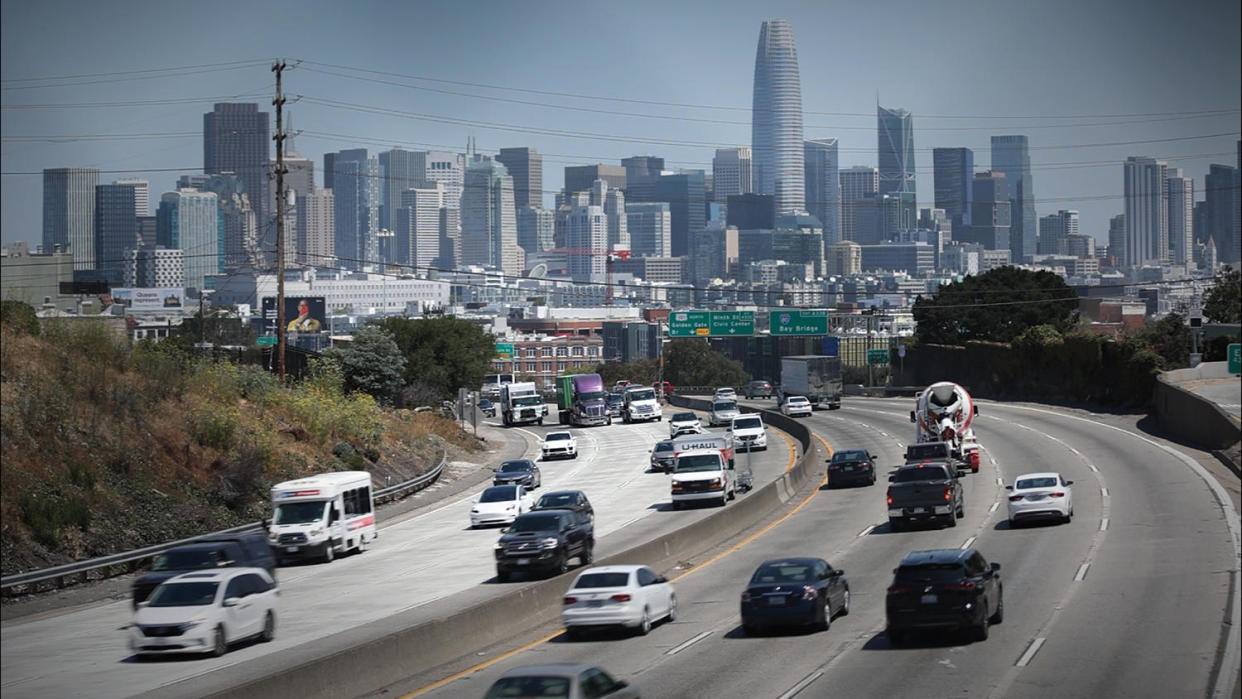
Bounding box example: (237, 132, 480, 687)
(262, 296, 326, 333)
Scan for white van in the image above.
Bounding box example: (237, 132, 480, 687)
(730, 413, 768, 451)
(268, 471, 376, 563)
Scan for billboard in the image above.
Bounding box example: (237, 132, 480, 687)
(262, 296, 326, 334)
(111, 288, 185, 312)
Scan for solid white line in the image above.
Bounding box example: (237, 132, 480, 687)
(777, 671, 824, 699)
(1016, 637, 1047, 667)
(665, 631, 711, 655)
(989, 501, 1000, 514)
(996, 477, 1005, 486)
(858, 525, 875, 538)
(1099, 518, 1109, 531)
(1088, 464, 1099, 473)
(961, 536, 977, 549)
(1070, 447, 1081, 455)
(1100, 487, 1110, 498)
(1074, 563, 1091, 581)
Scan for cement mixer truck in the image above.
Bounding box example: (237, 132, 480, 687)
(909, 381, 981, 473)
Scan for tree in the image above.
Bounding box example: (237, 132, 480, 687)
(664, 339, 749, 387)
(1203, 265, 1240, 323)
(374, 316, 496, 401)
(1139, 313, 1192, 369)
(326, 325, 407, 405)
(913, 267, 1078, 345)
(0, 300, 39, 335)
(595, 358, 659, 386)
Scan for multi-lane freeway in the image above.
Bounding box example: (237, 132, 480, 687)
(3, 397, 1238, 699)
(0, 417, 794, 699)
(392, 398, 1240, 699)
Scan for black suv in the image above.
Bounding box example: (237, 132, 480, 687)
(886, 548, 1003, 645)
(131, 532, 277, 608)
(494, 459, 541, 489)
(494, 509, 594, 581)
(531, 490, 594, 524)
(826, 449, 877, 487)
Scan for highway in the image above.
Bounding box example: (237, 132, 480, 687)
(397, 397, 1239, 699)
(0, 415, 795, 699)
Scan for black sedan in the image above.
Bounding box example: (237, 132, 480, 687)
(493, 459, 541, 489)
(740, 557, 849, 635)
(605, 393, 625, 418)
(826, 449, 877, 487)
(531, 489, 594, 523)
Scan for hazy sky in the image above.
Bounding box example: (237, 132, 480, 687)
(3, 0, 1239, 248)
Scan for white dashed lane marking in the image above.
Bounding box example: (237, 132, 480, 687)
(1016, 637, 1047, 667)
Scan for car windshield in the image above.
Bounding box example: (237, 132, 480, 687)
(499, 460, 533, 473)
(906, 444, 949, 459)
(654, 441, 674, 454)
(147, 581, 219, 607)
(751, 563, 814, 583)
(892, 467, 948, 482)
(788, 397, 808, 405)
(478, 399, 492, 407)
(150, 549, 220, 571)
(733, 417, 762, 430)
(895, 564, 966, 585)
(628, 389, 656, 401)
(675, 454, 722, 473)
(480, 486, 517, 503)
(485, 676, 570, 699)
(272, 500, 327, 525)
(832, 450, 867, 463)
(514, 396, 543, 406)
(573, 572, 631, 588)
(508, 513, 562, 533)
(545, 433, 571, 442)
(1016, 477, 1059, 489)
(535, 493, 576, 509)
(672, 413, 696, 422)
(607, 395, 624, 405)
(713, 401, 737, 411)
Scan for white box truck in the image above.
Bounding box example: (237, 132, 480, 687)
(778, 355, 842, 410)
(500, 381, 546, 426)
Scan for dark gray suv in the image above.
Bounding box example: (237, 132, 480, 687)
(886, 548, 1003, 645)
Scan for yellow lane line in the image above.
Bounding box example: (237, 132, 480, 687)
(781, 431, 797, 472)
(406, 428, 832, 698)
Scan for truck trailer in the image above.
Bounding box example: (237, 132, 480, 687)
(778, 355, 842, 410)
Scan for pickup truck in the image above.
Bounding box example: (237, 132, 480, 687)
(494, 509, 594, 581)
(886, 462, 965, 531)
(905, 441, 972, 475)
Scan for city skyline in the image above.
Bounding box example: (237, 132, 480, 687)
(2, 0, 1239, 251)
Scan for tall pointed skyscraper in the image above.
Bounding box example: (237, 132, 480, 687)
(877, 105, 915, 200)
(751, 19, 805, 214)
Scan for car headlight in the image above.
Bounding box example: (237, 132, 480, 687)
(181, 616, 208, 630)
(309, 528, 324, 537)
(539, 537, 560, 549)
(471, 507, 479, 513)
(506, 504, 515, 510)
(267, 531, 278, 542)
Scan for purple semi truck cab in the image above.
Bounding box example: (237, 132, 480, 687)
(558, 373, 610, 426)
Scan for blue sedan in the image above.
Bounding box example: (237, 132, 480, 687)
(740, 557, 850, 635)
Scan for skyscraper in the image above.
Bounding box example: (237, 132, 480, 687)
(877, 105, 915, 199)
(497, 147, 543, 210)
(330, 149, 381, 270)
(379, 148, 421, 234)
(42, 167, 99, 268)
(652, 171, 706, 257)
(1205, 163, 1239, 264)
(991, 135, 1036, 262)
(114, 178, 150, 217)
(296, 189, 334, 267)
(932, 148, 973, 232)
(1108, 214, 1127, 267)
(396, 183, 445, 269)
(751, 19, 805, 214)
(961, 171, 1011, 253)
(179, 173, 257, 270)
(1165, 168, 1194, 266)
(626, 203, 672, 258)
(516, 205, 554, 256)
(713, 147, 753, 201)
(565, 164, 626, 197)
(1037, 210, 1079, 256)
(461, 159, 521, 274)
(803, 139, 840, 245)
(566, 204, 607, 283)
(621, 155, 665, 203)
(157, 189, 218, 292)
(1123, 157, 1169, 268)
(94, 183, 138, 286)
(604, 186, 628, 251)
(839, 166, 878, 241)
(203, 103, 269, 246)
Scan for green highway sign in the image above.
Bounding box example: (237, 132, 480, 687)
(255, 336, 277, 347)
(495, 342, 514, 359)
(668, 310, 755, 337)
(1229, 343, 1241, 375)
(867, 348, 890, 365)
(769, 309, 829, 336)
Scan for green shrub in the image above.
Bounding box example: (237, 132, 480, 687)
(190, 406, 238, 450)
(19, 491, 92, 549)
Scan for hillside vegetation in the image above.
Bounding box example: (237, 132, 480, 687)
(0, 317, 483, 575)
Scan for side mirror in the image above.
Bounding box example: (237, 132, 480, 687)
(1004, 485, 1013, 490)
(887, 475, 896, 482)
(617, 681, 629, 689)
(869, 453, 877, 459)
(223, 597, 241, 607)
(137, 600, 149, 609)
(654, 576, 668, 584)
(974, 405, 979, 416)
(909, 410, 916, 423)
(1064, 480, 1074, 486)
(832, 569, 844, 577)
(991, 562, 1001, 572)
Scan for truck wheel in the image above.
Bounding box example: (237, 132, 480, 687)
(672, 501, 683, 511)
(538, 418, 543, 426)
(889, 518, 904, 532)
(496, 570, 509, 583)
(946, 509, 958, 528)
(322, 543, 335, 563)
(719, 493, 728, 507)
(728, 487, 736, 501)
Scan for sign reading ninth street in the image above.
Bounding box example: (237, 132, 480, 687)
(668, 310, 755, 337)
(769, 309, 829, 336)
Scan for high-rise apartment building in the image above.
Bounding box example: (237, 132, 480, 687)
(203, 103, 270, 244)
(566, 205, 608, 283)
(1165, 168, 1194, 266)
(626, 202, 672, 258)
(1123, 156, 1169, 268)
(296, 189, 334, 267)
(751, 19, 805, 214)
(461, 159, 521, 274)
(42, 167, 99, 269)
(114, 178, 150, 217)
(157, 189, 218, 292)
(497, 147, 543, 210)
(961, 171, 1011, 252)
(803, 139, 840, 245)
(839, 166, 878, 241)
(877, 105, 915, 199)
(1037, 210, 1079, 256)
(713, 147, 753, 201)
(94, 184, 138, 286)
(396, 183, 445, 269)
(330, 150, 381, 270)
(991, 135, 1036, 262)
(932, 148, 973, 232)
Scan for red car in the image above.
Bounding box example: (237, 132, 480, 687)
(653, 380, 675, 395)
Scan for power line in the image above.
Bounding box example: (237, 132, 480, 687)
(0, 60, 272, 91)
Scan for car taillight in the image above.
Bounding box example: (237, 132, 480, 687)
(886, 490, 893, 506)
(1009, 494, 1024, 501)
(945, 580, 975, 591)
(944, 486, 952, 502)
(802, 585, 818, 601)
(887, 585, 911, 595)
(610, 593, 632, 602)
(970, 451, 980, 467)
(1051, 492, 1065, 498)
(563, 596, 578, 605)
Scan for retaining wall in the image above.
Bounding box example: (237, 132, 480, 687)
(1152, 362, 1241, 451)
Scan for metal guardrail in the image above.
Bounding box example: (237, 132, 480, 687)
(0, 451, 447, 597)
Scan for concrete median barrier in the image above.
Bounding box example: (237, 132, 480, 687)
(1153, 363, 1241, 451)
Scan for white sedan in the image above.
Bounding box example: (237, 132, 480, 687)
(714, 387, 738, 401)
(542, 431, 578, 460)
(780, 395, 812, 417)
(129, 567, 277, 657)
(562, 565, 677, 638)
(1006, 472, 1074, 526)
(470, 484, 530, 528)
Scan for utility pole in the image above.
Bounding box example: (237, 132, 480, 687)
(273, 60, 288, 383)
